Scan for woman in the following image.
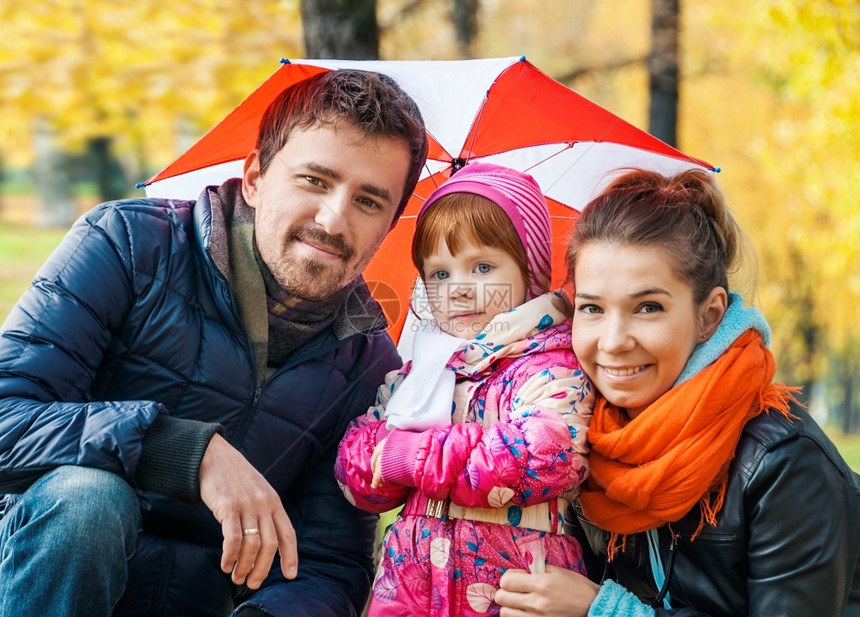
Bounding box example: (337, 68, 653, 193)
(494, 168, 860, 616)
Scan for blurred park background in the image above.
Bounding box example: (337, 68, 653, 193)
(0, 0, 858, 467)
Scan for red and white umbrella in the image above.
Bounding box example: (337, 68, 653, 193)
(143, 56, 716, 343)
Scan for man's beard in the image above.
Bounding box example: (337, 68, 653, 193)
(287, 257, 347, 300)
(274, 226, 361, 301)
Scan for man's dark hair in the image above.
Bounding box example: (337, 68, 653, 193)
(256, 69, 428, 220)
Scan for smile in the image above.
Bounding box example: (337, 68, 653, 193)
(602, 365, 646, 377)
(290, 228, 354, 261)
(299, 239, 344, 259)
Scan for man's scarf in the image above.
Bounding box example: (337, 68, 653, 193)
(579, 329, 798, 556)
(259, 255, 354, 366)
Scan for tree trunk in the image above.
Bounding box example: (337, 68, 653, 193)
(648, 0, 679, 146)
(450, 0, 480, 59)
(301, 0, 379, 59)
(88, 137, 128, 202)
(835, 341, 859, 434)
(841, 371, 855, 434)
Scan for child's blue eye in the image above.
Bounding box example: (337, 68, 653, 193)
(432, 271, 450, 281)
(476, 263, 492, 274)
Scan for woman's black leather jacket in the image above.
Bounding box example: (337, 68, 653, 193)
(569, 407, 860, 616)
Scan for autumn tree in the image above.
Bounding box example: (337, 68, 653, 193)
(684, 0, 860, 427)
(0, 0, 303, 209)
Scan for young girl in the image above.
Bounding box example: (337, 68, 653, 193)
(494, 168, 860, 616)
(335, 162, 593, 616)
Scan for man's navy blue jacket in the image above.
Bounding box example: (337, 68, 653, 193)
(0, 191, 401, 616)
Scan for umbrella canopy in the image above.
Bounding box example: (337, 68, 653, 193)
(143, 56, 716, 343)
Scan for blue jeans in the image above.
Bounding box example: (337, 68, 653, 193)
(0, 466, 140, 617)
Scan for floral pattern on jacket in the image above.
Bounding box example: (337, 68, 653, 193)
(335, 291, 593, 615)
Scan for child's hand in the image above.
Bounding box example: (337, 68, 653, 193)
(370, 438, 387, 489)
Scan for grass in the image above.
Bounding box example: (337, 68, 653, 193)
(823, 426, 860, 472)
(0, 219, 67, 320)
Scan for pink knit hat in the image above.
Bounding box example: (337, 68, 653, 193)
(417, 162, 552, 299)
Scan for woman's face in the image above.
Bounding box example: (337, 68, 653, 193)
(571, 242, 723, 419)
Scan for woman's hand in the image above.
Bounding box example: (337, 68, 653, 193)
(495, 565, 599, 617)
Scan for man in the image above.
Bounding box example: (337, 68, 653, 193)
(0, 70, 428, 617)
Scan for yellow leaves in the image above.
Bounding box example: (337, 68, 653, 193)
(689, 0, 860, 372)
(0, 0, 302, 167)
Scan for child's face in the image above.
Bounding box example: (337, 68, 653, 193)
(421, 236, 528, 339)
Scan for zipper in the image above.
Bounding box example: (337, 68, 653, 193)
(197, 209, 269, 447)
(653, 526, 680, 608)
(232, 381, 262, 447)
(230, 328, 355, 446)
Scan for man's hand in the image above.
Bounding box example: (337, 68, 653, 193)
(199, 433, 298, 589)
(494, 565, 598, 617)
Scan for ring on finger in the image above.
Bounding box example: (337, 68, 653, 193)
(242, 528, 260, 536)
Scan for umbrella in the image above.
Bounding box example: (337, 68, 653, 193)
(142, 56, 716, 346)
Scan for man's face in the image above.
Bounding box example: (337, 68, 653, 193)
(242, 122, 412, 301)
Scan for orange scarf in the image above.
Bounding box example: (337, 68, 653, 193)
(580, 330, 797, 550)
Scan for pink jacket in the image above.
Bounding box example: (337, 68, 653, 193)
(335, 292, 593, 615)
